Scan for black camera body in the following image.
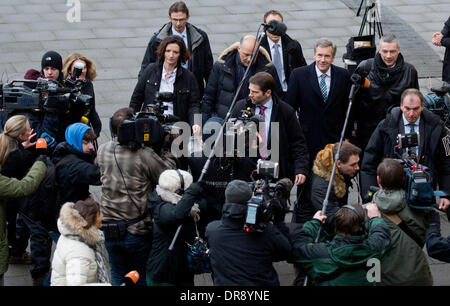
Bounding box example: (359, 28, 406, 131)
(424, 82, 450, 130)
(0, 78, 92, 116)
(244, 160, 292, 233)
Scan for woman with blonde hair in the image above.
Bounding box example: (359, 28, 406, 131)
(62, 53, 102, 138)
(0, 115, 54, 286)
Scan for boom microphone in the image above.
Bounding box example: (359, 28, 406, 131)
(72, 61, 85, 82)
(275, 178, 294, 198)
(350, 73, 370, 88)
(263, 19, 287, 36)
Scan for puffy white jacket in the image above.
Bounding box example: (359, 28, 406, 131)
(51, 202, 110, 286)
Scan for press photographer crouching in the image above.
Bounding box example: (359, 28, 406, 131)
(205, 179, 292, 286)
(291, 203, 391, 286)
(96, 107, 176, 286)
(146, 170, 206, 286)
(361, 88, 450, 211)
(371, 158, 433, 286)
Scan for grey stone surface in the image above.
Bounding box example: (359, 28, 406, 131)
(2, 0, 450, 287)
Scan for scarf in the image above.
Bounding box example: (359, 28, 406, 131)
(373, 52, 405, 86)
(66, 231, 111, 284)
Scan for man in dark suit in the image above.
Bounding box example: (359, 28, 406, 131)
(139, 1, 213, 96)
(231, 72, 309, 186)
(286, 38, 352, 165)
(260, 10, 307, 99)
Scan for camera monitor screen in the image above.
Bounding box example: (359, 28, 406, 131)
(246, 204, 258, 225)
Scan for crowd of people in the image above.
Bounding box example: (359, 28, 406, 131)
(0, 2, 449, 287)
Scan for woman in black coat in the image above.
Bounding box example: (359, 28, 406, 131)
(129, 35, 201, 134)
(146, 170, 205, 286)
(62, 53, 102, 137)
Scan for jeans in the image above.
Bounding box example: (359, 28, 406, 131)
(105, 231, 151, 286)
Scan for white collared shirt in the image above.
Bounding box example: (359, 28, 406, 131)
(171, 27, 189, 69)
(267, 38, 287, 92)
(159, 66, 177, 116)
(315, 65, 331, 97)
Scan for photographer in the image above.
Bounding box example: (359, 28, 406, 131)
(146, 170, 206, 286)
(353, 34, 419, 153)
(96, 107, 176, 286)
(205, 180, 292, 286)
(291, 203, 391, 286)
(432, 16, 450, 83)
(361, 88, 450, 210)
(130, 35, 201, 135)
(62, 53, 102, 137)
(372, 158, 432, 286)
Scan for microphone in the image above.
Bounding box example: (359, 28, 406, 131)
(120, 270, 140, 286)
(263, 19, 287, 36)
(350, 73, 370, 88)
(275, 178, 294, 198)
(36, 138, 47, 155)
(71, 61, 85, 82)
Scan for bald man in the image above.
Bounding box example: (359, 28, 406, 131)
(201, 35, 283, 121)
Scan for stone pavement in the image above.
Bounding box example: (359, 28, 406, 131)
(1, 0, 449, 286)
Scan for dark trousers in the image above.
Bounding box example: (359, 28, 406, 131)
(105, 231, 151, 286)
(19, 213, 52, 279)
(6, 203, 29, 257)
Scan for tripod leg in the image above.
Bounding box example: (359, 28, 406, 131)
(357, 0, 365, 17)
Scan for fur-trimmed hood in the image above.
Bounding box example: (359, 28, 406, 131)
(312, 144, 347, 198)
(58, 202, 103, 246)
(218, 42, 273, 67)
(155, 185, 182, 205)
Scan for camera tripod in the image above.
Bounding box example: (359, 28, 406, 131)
(357, 0, 383, 38)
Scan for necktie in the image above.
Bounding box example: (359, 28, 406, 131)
(259, 105, 267, 158)
(408, 123, 416, 133)
(272, 44, 283, 82)
(407, 123, 418, 159)
(320, 74, 328, 102)
(181, 34, 188, 69)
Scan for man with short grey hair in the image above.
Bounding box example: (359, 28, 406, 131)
(353, 33, 419, 153)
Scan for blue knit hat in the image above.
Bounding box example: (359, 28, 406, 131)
(65, 123, 92, 153)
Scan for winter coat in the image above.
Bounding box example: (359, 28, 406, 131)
(0, 160, 47, 275)
(373, 189, 433, 286)
(201, 43, 283, 122)
(360, 107, 450, 199)
(260, 33, 307, 86)
(146, 183, 205, 285)
(96, 140, 176, 236)
(295, 143, 353, 226)
(353, 53, 419, 150)
(51, 203, 110, 286)
(205, 202, 292, 286)
(426, 209, 450, 263)
(231, 94, 310, 181)
(139, 22, 213, 96)
(129, 62, 201, 126)
(291, 217, 391, 286)
(441, 17, 450, 82)
(52, 142, 101, 206)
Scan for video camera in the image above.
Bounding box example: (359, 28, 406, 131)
(0, 76, 92, 116)
(424, 82, 450, 131)
(393, 134, 446, 209)
(244, 160, 293, 233)
(118, 92, 181, 151)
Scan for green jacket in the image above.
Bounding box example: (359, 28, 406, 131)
(373, 189, 433, 286)
(0, 160, 47, 275)
(292, 217, 391, 286)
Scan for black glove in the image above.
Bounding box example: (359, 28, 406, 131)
(428, 209, 441, 227)
(186, 182, 204, 196)
(35, 155, 51, 167)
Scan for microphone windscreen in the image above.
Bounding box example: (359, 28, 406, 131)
(124, 271, 140, 285)
(363, 78, 370, 88)
(36, 138, 47, 150)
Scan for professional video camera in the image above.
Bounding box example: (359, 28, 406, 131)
(424, 82, 450, 131)
(244, 160, 293, 233)
(118, 92, 182, 151)
(393, 132, 446, 209)
(0, 76, 92, 115)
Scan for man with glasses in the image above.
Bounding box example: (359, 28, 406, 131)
(139, 1, 213, 96)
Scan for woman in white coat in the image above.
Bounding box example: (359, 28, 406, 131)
(51, 198, 111, 286)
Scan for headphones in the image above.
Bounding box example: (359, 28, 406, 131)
(175, 169, 185, 196)
(341, 205, 366, 234)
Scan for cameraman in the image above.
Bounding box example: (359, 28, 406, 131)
(291, 203, 391, 286)
(361, 88, 450, 211)
(372, 158, 432, 286)
(129, 35, 201, 135)
(96, 107, 176, 286)
(205, 180, 292, 286)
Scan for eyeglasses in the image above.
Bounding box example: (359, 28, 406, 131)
(171, 18, 187, 23)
